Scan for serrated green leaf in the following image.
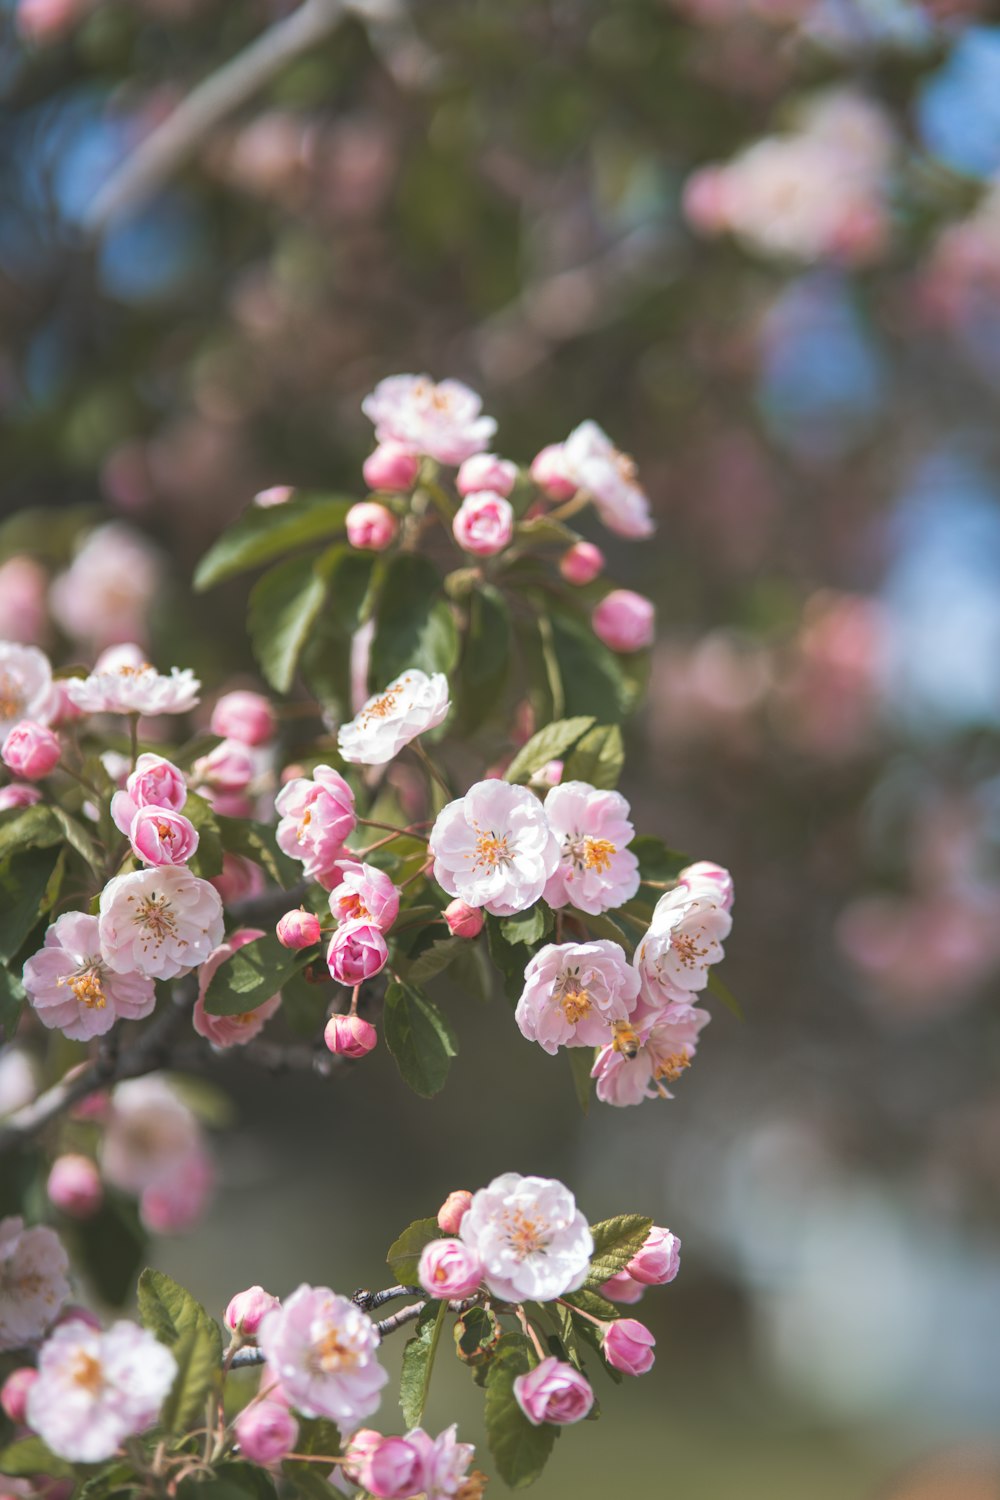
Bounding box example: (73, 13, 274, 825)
(249, 554, 328, 693)
(708, 969, 744, 1021)
(562, 723, 624, 790)
(0, 804, 62, 862)
(484, 1334, 557, 1488)
(0, 847, 59, 963)
(383, 979, 457, 1097)
(136, 1268, 223, 1432)
(385, 1216, 440, 1282)
(500, 904, 549, 947)
(567, 1047, 594, 1116)
(0, 1436, 74, 1479)
(204, 933, 307, 1015)
(399, 1299, 446, 1427)
(504, 717, 595, 784)
(585, 1215, 653, 1288)
(194, 493, 352, 590)
(405, 936, 464, 984)
(369, 554, 459, 688)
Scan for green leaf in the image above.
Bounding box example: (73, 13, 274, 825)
(457, 584, 511, 733)
(0, 1437, 75, 1479)
(215, 816, 300, 889)
(585, 1215, 653, 1288)
(708, 968, 744, 1021)
(0, 847, 59, 963)
(514, 515, 580, 547)
(369, 554, 459, 688)
(405, 936, 465, 984)
(49, 808, 103, 874)
(249, 554, 330, 693)
(136, 1268, 223, 1432)
(184, 792, 224, 879)
(0, 966, 26, 1044)
(454, 1305, 501, 1367)
(77, 1462, 137, 1500)
(180, 1478, 277, 1500)
(484, 1334, 557, 1488)
(204, 933, 307, 1016)
(386, 1216, 440, 1282)
(504, 716, 595, 784)
(560, 1289, 623, 1381)
(485, 915, 529, 1005)
(632, 835, 688, 886)
(500, 905, 549, 947)
(299, 549, 380, 713)
(572, 909, 632, 954)
(383, 979, 457, 1097)
(0, 804, 62, 861)
(562, 723, 624, 790)
(399, 1299, 446, 1427)
(567, 1047, 594, 1116)
(194, 493, 352, 590)
(549, 611, 628, 722)
(283, 1420, 341, 1479)
(551, 1302, 584, 1370)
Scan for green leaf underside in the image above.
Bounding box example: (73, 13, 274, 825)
(567, 1047, 594, 1115)
(562, 723, 625, 790)
(0, 1437, 75, 1479)
(708, 968, 744, 1020)
(399, 1299, 447, 1427)
(0, 846, 59, 963)
(248, 554, 329, 692)
(584, 1215, 653, 1288)
(504, 717, 595, 784)
(204, 934, 308, 1016)
(386, 1216, 441, 1283)
(136, 1268, 222, 1432)
(500, 904, 548, 947)
(484, 1334, 557, 1488)
(370, 553, 459, 688)
(383, 979, 457, 1097)
(194, 493, 352, 589)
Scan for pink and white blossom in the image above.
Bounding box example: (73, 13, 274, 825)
(362, 375, 496, 466)
(679, 859, 734, 912)
(401, 1425, 478, 1500)
(430, 780, 560, 917)
(452, 492, 514, 557)
(210, 691, 276, 746)
(362, 1435, 424, 1499)
(234, 1401, 299, 1465)
(602, 1318, 655, 1375)
(193, 928, 282, 1048)
(417, 1239, 484, 1300)
(592, 590, 655, 653)
(128, 805, 200, 867)
(225, 1286, 281, 1338)
(0, 642, 58, 737)
(275, 765, 357, 881)
(23, 912, 156, 1041)
(626, 1226, 681, 1285)
(442, 900, 483, 939)
(0, 1366, 37, 1424)
(276, 909, 321, 949)
(0, 1216, 69, 1350)
(543, 781, 640, 916)
(192, 739, 256, 793)
(530, 444, 576, 501)
(0, 557, 47, 646)
(110, 752, 188, 835)
(634, 888, 732, 1009)
(65, 649, 200, 717)
(563, 421, 654, 538)
(49, 524, 162, 652)
(513, 1357, 594, 1426)
(338, 670, 450, 766)
(0, 783, 41, 811)
(100, 1076, 201, 1195)
(459, 1172, 592, 1304)
(328, 862, 399, 932)
(327, 920, 388, 985)
(27, 1318, 177, 1461)
(98, 866, 224, 979)
(592, 1005, 711, 1107)
(363, 441, 420, 493)
(254, 485, 295, 508)
(599, 1270, 646, 1304)
(559, 541, 605, 586)
(1, 721, 60, 780)
(46, 1156, 102, 1220)
(346, 502, 398, 552)
(258, 1284, 388, 1428)
(139, 1147, 214, 1234)
(515, 940, 640, 1054)
(324, 1013, 378, 1057)
(456, 454, 517, 498)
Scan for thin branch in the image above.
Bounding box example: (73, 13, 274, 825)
(374, 1301, 425, 1339)
(352, 1285, 420, 1312)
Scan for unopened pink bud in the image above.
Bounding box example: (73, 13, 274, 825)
(513, 1356, 594, 1426)
(346, 502, 398, 553)
(193, 739, 255, 793)
(365, 1436, 424, 1499)
(530, 443, 576, 500)
(343, 1430, 384, 1485)
(443, 900, 483, 940)
(1, 1367, 38, 1425)
(363, 441, 420, 493)
(559, 541, 605, 586)
(1, 722, 60, 781)
(0, 783, 41, 811)
(327, 920, 388, 984)
(626, 1226, 681, 1286)
(592, 589, 655, 653)
(254, 486, 295, 508)
(599, 1270, 645, 1305)
(418, 1238, 484, 1300)
(225, 1285, 281, 1337)
(452, 492, 514, 557)
(210, 691, 276, 746)
(129, 806, 200, 867)
(603, 1317, 656, 1375)
(276, 909, 321, 949)
(324, 1012, 378, 1058)
(234, 1401, 298, 1465)
(437, 1189, 473, 1234)
(457, 453, 518, 498)
(47, 1155, 102, 1220)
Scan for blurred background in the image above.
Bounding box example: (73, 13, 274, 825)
(3, 0, 1000, 1495)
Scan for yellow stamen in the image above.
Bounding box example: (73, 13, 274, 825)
(504, 1209, 547, 1259)
(581, 836, 616, 873)
(474, 832, 510, 870)
(560, 985, 591, 1024)
(360, 679, 410, 725)
(0, 671, 23, 723)
(456, 1473, 489, 1500)
(71, 1352, 104, 1396)
(66, 968, 107, 1010)
(313, 1329, 356, 1375)
(655, 1051, 690, 1084)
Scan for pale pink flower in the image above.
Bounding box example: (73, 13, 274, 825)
(515, 940, 639, 1054)
(193, 928, 282, 1047)
(210, 691, 276, 746)
(363, 442, 420, 492)
(592, 590, 655, 653)
(362, 375, 496, 466)
(0, 642, 57, 737)
(110, 752, 188, 835)
(678, 860, 734, 913)
(65, 649, 200, 717)
(276, 909, 321, 949)
(17, 0, 82, 44)
(513, 1357, 594, 1426)
(603, 1318, 655, 1375)
(327, 920, 388, 985)
(457, 454, 517, 498)
(363, 1435, 424, 1499)
(635, 888, 731, 1010)
(328, 862, 399, 932)
(27, 1318, 177, 1461)
(0, 1216, 69, 1350)
(562, 421, 654, 538)
(100, 1076, 201, 1195)
(49, 525, 162, 652)
(338, 670, 450, 766)
(626, 1226, 681, 1285)
(599, 1270, 646, 1304)
(0, 1047, 37, 1117)
(530, 444, 577, 500)
(346, 502, 398, 552)
(23, 912, 156, 1042)
(1, 1366, 38, 1423)
(592, 1005, 710, 1107)
(344, 1429, 384, 1485)
(258, 1284, 388, 1427)
(1, 721, 60, 780)
(225, 1286, 281, 1337)
(128, 805, 200, 867)
(211, 853, 266, 906)
(543, 781, 640, 916)
(437, 1190, 472, 1234)
(324, 1013, 378, 1057)
(254, 485, 295, 508)
(430, 780, 560, 917)
(192, 739, 255, 793)
(0, 783, 41, 811)
(559, 542, 605, 586)
(139, 1147, 214, 1234)
(47, 1156, 102, 1220)
(402, 1425, 477, 1500)
(459, 1172, 592, 1304)
(99, 866, 224, 979)
(417, 1239, 484, 1300)
(452, 493, 514, 557)
(442, 900, 483, 939)
(0, 558, 47, 645)
(235, 1401, 298, 1465)
(275, 765, 356, 882)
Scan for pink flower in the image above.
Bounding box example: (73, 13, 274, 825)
(457, 454, 517, 498)
(362, 375, 496, 466)
(49, 524, 162, 652)
(634, 888, 731, 1011)
(110, 752, 188, 835)
(16, 0, 82, 44)
(235, 1401, 299, 1465)
(1, 722, 60, 780)
(128, 805, 200, 867)
(346, 502, 398, 552)
(139, 1147, 214, 1234)
(193, 929, 282, 1048)
(275, 765, 356, 882)
(442, 900, 483, 940)
(592, 590, 655, 653)
(452, 492, 514, 557)
(47, 1156, 102, 1220)
(430, 780, 560, 917)
(328, 862, 399, 932)
(515, 940, 640, 1054)
(417, 1239, 484, 1300)
(211, 853, 266, 906)
(626, 1226, 681, 1285)
(592, 1005, 710, 1107)
(437, 1190, 473, 1234)
(459, 1173, 592, 1304)
(327, 921, 388, 984)
(226, 1286, 281, 1338)
(100, 1076, 201, 1195)
(602, 1318, 655, 1375)
(0, 1217, 69, 1350)
(338, 670, 450, 767)
(257, 1284, 388, 1426)
(403, 1423, 477, 1499)
(530, 444, 577, 501)
(0, 783, 41, 811)
(363, 441, 420, 492)
(254, 485, 295, 508)
(1, 1366, 38, 1424)
(542, 781, 640, 916)
(0, 557, 47, 646)
(513, 1357, 594, 1426)
(65, 650, 200, 717)
(679, 860, 734, 913)
(192, 739, 256, 793)
(344, 1428, 384, 1484)
(363, 1436, 424, 1498)
(99, 866, 224, 979)
(563, 421, 654, 538)
(210, 691, 276, 746)
(599, 1270, 646, 1304)
(27, 1318, 177, 1461)
(324, 1013, 378, 1058)
(0, 643, 57, 737)
(23, 911, 156, 1041)
(559, 541, 605, 586)
(276, 909, 321, 949)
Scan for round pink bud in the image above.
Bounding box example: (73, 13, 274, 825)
(457, 453, 517, 498)
(327, 920, 388, 985)
(276, 909, 321, 949)
(591, 590, 655, 653)
(679, 859, 734, 913)
(437, 1189, 473, 1234)
(192, 739, 255, 793)
(365, 1436, 424, 1499)
(324, 1012, 378, 1058)
(443, 900, 484, 940)
(234, 1400, 298, 1465)
(452, 492, 514, 557)
(346, 502, 399, 553)
(1, 722, 60, 781)
(129, 805, 200, 867)
(603, 1318, 656, 1375)
(1, 1367, 38, 1425)
(599, 1270, 645, 1305)
(210, 691, 276, 746)
(254, 486, 295, 508)
(417, 1238, 484, 1300)
(0, 783, 42, 811)
(47, 1154, 102, 1219)
(559, 541, 605, 586)
(530, 443, 577, 501)
(225, 1286, 281, 1338)
(344, 1430, 384, 1485)
(626, 1226, 680, 1286)
(513, 1356, 594, 1426)
(363, 441, 420, 493)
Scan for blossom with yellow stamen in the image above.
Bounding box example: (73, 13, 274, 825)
(543, 780, 640, 916)
(22, 911, 155, 1041)
(515, 940, 640, 1055)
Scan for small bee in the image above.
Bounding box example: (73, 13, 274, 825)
(611, 1020, 641, 1060)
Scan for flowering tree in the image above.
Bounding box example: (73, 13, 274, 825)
(0, 375, 735, 1496)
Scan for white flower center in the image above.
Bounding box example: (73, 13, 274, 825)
(502, 1208, 550, 1260)
(565, 834, 616, 874)
(128, 891, 179, 949)
(0, 671, 25, 722)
